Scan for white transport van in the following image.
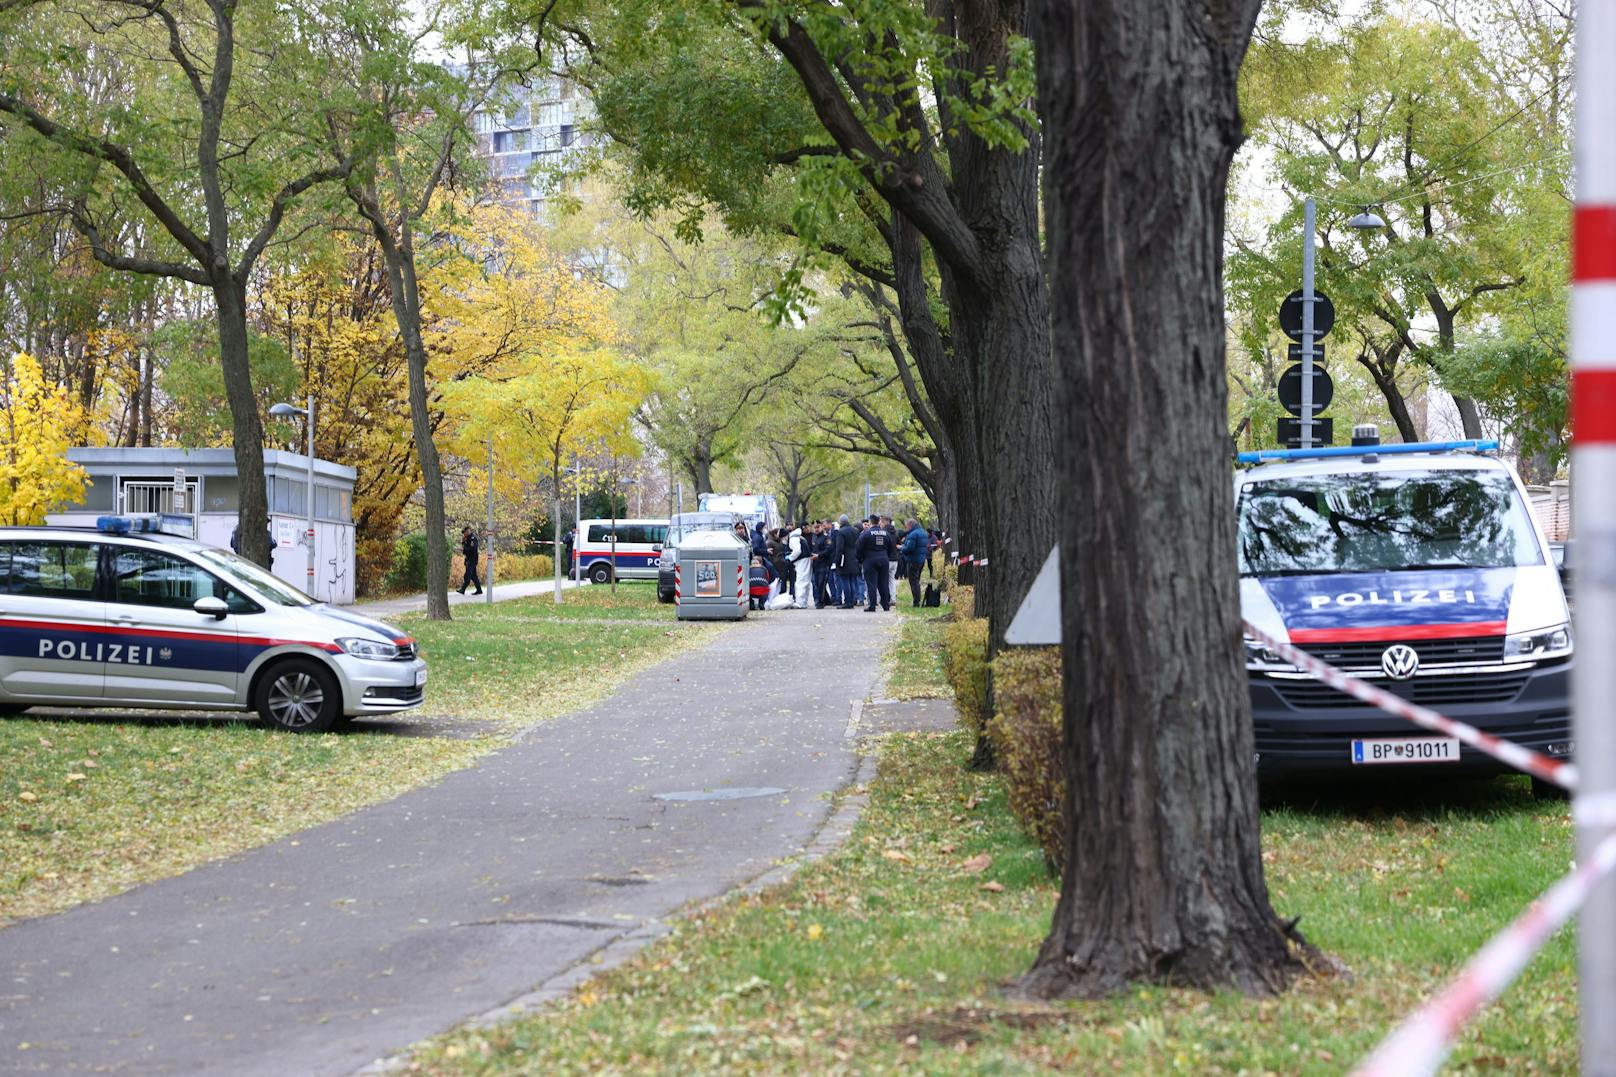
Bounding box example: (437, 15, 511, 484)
(1236, 430, 1572, 786)
(571, 518, 669, 584)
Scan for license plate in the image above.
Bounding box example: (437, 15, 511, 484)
(414, 669, 428, 688)
(1351, 737, 1460, 765)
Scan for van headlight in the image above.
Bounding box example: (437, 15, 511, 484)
(1503, 623, 1573, 661)
(337, 637, 401, 661)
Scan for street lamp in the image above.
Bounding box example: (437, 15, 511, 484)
(269, 398, 316, 597)
(1296, 198, 1389, 448)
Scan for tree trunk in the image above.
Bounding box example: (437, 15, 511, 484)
(1452, 393, 1484, 440)
(394, 257, 451, 620)
(215, 277, 272, 569)
(139, 345, 154, 446)
(690, 447, 714, 497)
(1022, 0, 1320, 998)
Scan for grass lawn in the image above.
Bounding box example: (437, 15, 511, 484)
(883, 604, 950, 701)
(407, 609, 1576, 1075)
(0, 585, 712, 925)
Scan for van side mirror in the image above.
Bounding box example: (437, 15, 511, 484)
(193, 596, 229, 620)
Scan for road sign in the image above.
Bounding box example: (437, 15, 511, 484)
(1278, 416, 1334, 448)
(1278, 363, 1335, 416)
(1279, 289, 1335, 341)
(1286, 341, 1325, 364)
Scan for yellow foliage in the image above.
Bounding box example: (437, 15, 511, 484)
(0, 354, 92, 525)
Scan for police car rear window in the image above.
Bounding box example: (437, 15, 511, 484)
(1238, 469, 1543, 575)
(0, 542, 98, 600)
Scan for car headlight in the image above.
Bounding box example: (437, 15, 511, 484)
(338, 637, 401, 661)
(1243, 636, 1294, 671)
(1503, 623, 1572, 661)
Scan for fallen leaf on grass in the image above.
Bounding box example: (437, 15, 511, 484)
(882, 849, 912, 863)
(17, 791, 37, 803)
(806, 923, 824, 941)
(979, 881, 1005, 893)
(64, 773, 87, 783)
(960, 854, 992, 874)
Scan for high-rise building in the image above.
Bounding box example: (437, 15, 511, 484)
(470, 74, 597, 217)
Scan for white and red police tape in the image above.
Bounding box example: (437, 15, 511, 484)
(1240, 620, 1616, 1071)
(1241, 621, 1578, 790)
(1351, 829, 1616, 1077)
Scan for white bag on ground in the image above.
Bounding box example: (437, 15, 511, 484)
(766, 589, 796, 610)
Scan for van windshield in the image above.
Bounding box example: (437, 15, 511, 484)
(1237, 469, 1544, 576)
(193, 547, 316, 606)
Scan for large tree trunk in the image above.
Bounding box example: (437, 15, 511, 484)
(1452, 393, 1484, 439)
(216, 277, 272, 569)
(394, 256, 452, 620)
(1021, 0, 1318, 998)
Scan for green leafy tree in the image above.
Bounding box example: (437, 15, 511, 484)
(0, 0, 366, 566)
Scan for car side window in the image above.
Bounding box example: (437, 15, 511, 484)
(1, 541, 99, 600)
(111, 548, 246, 612)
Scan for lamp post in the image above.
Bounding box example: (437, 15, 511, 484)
(269, 398, 316, 597)
(1296, 198, 1386, 448)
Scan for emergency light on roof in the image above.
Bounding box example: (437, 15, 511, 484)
(1235, 438, 1499, 465)
(95, 514, 197, 539)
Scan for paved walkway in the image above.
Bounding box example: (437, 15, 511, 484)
(348, 577, 586, 620)
(0, 606, 896, 1076)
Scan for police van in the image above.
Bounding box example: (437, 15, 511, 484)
(572, 518, 669, 584)
(0, 517, 427, 733)
(1237, 429, 1572, 784)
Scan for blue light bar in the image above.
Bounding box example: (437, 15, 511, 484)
(96, 515, 131, 534)
(1236, 439, 1499, 464)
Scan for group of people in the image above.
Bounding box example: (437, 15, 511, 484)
(744, 515, 939, 612)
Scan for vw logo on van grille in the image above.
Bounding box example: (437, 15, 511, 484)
(1380, 644, 1421, 681)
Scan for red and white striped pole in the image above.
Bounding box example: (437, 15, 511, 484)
(1573, 4, 1616, 1070)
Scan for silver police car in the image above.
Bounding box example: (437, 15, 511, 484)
(0, 519, 427, 733)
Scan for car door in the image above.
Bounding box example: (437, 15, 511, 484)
(0, 539, 105, 702)
(104, 546, 241, 707)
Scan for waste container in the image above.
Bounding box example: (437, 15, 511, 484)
(674, 529, 749, 621)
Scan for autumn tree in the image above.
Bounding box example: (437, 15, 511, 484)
(0, 0, 370, 566)
(1024, 0, 1317, 996)
(1233, 12, 1569, 455)
(0, 353, 93, 525)
(559, 0, 1056, 641)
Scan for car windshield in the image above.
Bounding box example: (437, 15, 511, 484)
(1237, 469, 1544, 576)
(193, 547, 316, 606)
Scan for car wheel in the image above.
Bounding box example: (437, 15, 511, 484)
(256, 658, 342, 733)
(588, 563, 613, 585)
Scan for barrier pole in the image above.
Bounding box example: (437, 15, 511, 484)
(1572, 4, 1616, 1070)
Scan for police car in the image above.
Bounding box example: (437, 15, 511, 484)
(0, 517, 427, 733)
(1237, 429, 1572, 783)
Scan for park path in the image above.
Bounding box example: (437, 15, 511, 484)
(0, 606, 895, 1076)
(345, 576, 584, 620)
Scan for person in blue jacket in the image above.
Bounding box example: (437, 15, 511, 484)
(897, 518, 929, 607)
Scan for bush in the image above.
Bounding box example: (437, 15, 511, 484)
(947, 584, 975, 621)
(381, 532, 449, 594)
(988, 647, 1066, 872)
(940, 617, 990, 735)
(451, 551, 553, 584)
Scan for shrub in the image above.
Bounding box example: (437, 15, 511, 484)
(947, 584, 975, 621)
(940, 617, 990, 735)
(988, 647, 1066, 872)
(381, 532, 449, 594)
(451, 551, 553, 583)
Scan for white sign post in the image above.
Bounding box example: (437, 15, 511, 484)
(1572, 4, 1616, 1070)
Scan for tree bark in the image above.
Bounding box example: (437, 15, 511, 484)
(1022, 0, 1321, 998)
(214, 276, 271, 568)
(1452, 393, 1484, 440)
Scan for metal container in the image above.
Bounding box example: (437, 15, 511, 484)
(674, 530, 749, 621)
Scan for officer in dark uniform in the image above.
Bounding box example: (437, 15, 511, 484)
(855, 514, 896, 612)
(832, 514, 862, 609)
(458, 526, 483, 595)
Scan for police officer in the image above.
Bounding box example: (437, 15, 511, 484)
(855, 513, 896, 612)
(832, 514, 862, 609)
(458, 526, 483, 595)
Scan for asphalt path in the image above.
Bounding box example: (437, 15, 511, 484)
(0, 605, 894, 1075)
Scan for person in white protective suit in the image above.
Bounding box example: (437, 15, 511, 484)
(788, 523, 814, 609)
